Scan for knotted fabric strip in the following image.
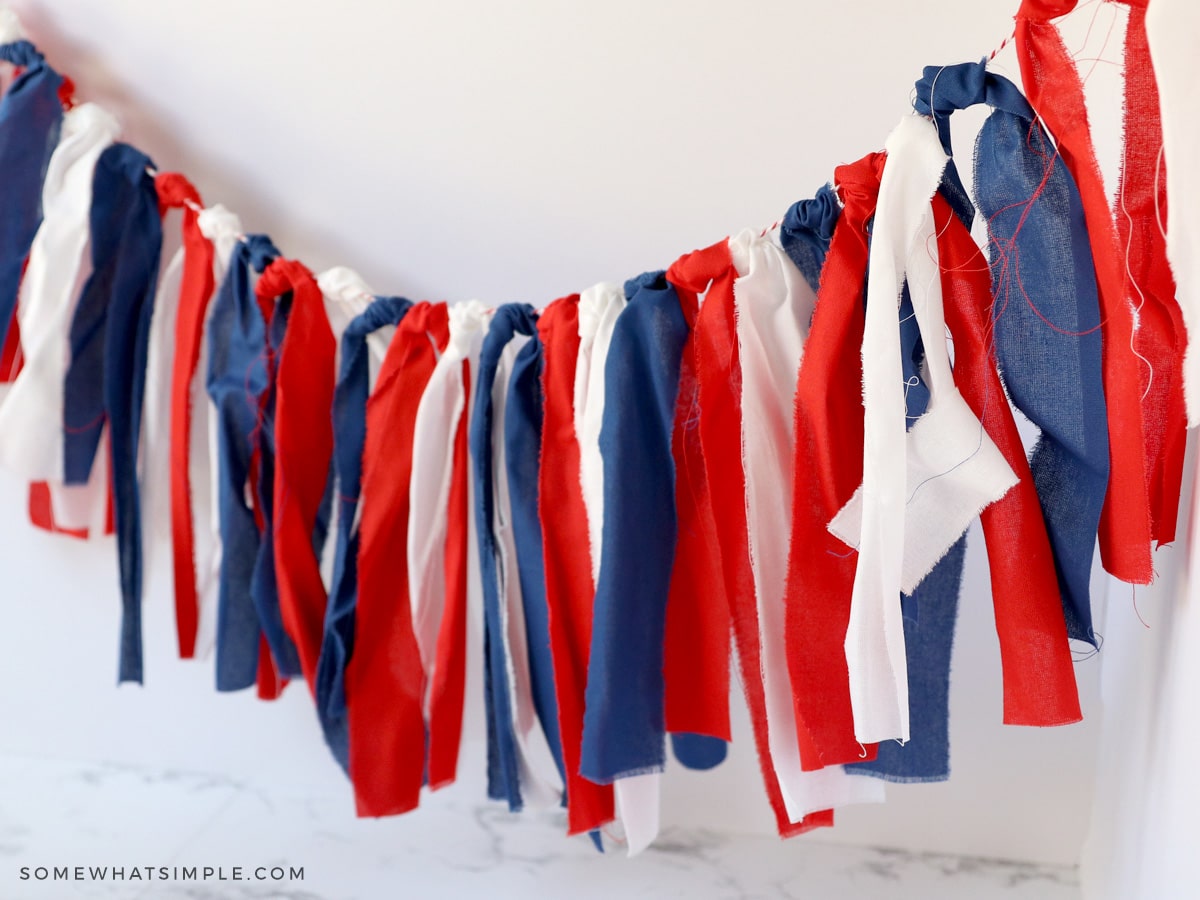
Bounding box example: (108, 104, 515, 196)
(316, 295, 412, 770)
(205, 234, 280, 691)
(536, 294, 616, 838)
(0, 39, 63, 355)
(141, 172, 216, 661)
(410, 300, 491, 791)
(256, 258, 336, 694)
(914, 60, 1090, 715)
(784, 156, 883, 770)
(0, 103, 117, 531)
(1015, 0, 1153, 584)
(346, 301, 449, 817)
(471, 304, 563, 814)
(63, 143, 162, 684)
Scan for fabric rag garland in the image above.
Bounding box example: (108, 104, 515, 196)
(0, 1, 1193, 856)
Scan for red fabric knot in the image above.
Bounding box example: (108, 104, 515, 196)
(834, 152, 886, 211)
(1016, 0, 1079, 21)
(153, 172, 202, 217)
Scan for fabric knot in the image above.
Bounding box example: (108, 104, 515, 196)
(242, 234, 280, 274)
(0, 38, 41, 67)
(154, 172, 202, 215)
(197, 204, 242, 243)
(256, 258, 315, 302)
(834, 152, 886, 213)
(316, 266, 374, 307)
(1016, 0, 1079, 21)
(914, 62, 1035, 123)
(488, 301, 539, 344)
(345, 296, 411, 338)
(665, 242, 733, 329)
(782, 184, 840, 244)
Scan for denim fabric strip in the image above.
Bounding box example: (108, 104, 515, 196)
(316, 296, 412, 771)
(62, 143, 161, 684)
(249, 289, 299, 677)
(504, 331, 568, 795)
(470, 302, 540, 809)
(917, 61, 1108, 644)
(0, 40, 62, 348)
(780, 184, 840, 295)
(579, 271, 688, 784)
(205, 235, 279, 691)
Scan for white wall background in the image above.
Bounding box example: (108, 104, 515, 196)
(0, 0, 1143, 868)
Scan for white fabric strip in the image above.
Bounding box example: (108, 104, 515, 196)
(0, 103, 119, 483)
(191, 205, 243, 657)
(140, 223, 187, 564)
(1146, 0, 1200, 426)
(491, 332, 563, 808)
(573, 282, 626, 585)
(828, 210, 1017, 595)
(409, 300, 491, 713)
(732, 226, 885, 822)
(833, 114, 949, 745)
(0, 103, 120, 536)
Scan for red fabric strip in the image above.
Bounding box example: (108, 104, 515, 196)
(784, 154, 884, 770)
(1111, 0, 1186, 545)
(347, 302, 449, 818)
(933, 193, 1082, 726)
(669, 240, 829, 838)
(664, 294, 732, 745)
(427, 357, 473, 791)
(156, 172, 216, 660)
(1015, 0, 1153, 583)
(256, 258, 336, 693)
(535, 295, 616, 836)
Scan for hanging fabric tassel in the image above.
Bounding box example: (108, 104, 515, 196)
(256, 259, 337, 693)
(0, 102, 118, 533)
(346, 301, 449, 817)
(135, 172, 215, 660)
(62, 143, 162, 684)
(921, 61, 1110, 646)
(536, 294, 616, 839)
(504, 307, 569, 797)
(1014, 0, 1153, 584)
(410, 299, 491, 791)
(316, 293, 412, 769)
(205, 233, 280, 691)
(1109, 0, 1186, 545)
(471, 303, 564, 814)
(0, 36, 63, 357)
(785, 156, 883, 769)
(913, 60, 1086, 721)
(181, 204, 243, 661)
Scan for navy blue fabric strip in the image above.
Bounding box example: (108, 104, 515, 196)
(579, 271, 687, 784)
(62, 143, 161, 684)
(316, 296, 411, 771)
(205, 235, 279, 691)
(249, 288, 300, 678)
(470, 302, 540, 810)
(0, 40, 61, 349)
(917, 60, 1107, 644)
(504, 329, 567, 795)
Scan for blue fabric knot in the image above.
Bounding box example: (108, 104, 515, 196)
(781, 184, 841, 294)
(0, 39, 44, 68)
(244, 234, 279, 273)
